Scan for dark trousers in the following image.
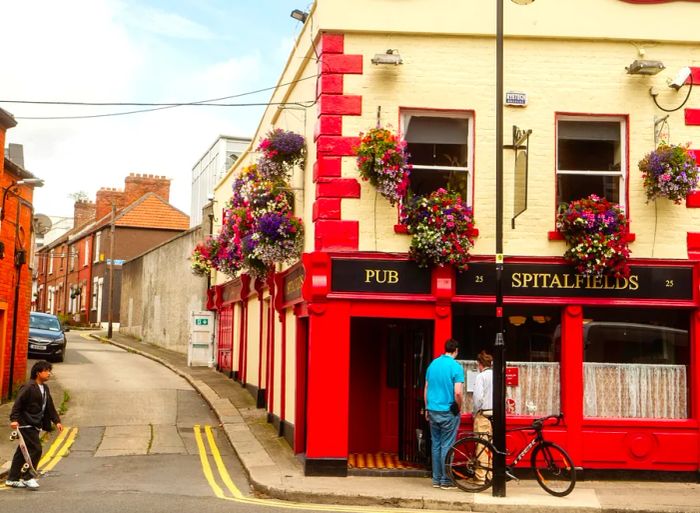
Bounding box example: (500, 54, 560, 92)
(8, 427, 42, 481)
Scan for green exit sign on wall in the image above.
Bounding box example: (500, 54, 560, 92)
(195, 318, 209, 326)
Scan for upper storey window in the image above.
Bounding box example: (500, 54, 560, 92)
(556, 116, 626, 208)
(402, 110, 473, 204)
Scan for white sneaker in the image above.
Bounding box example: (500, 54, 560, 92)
(21, 478, 39, 490)
(5, 480, 26, 488)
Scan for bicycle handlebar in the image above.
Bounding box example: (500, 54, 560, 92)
(505, 413, 564, 433)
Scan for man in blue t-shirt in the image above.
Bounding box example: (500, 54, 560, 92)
(424, 338, 464, 489)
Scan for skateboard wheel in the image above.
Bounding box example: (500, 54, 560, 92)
(10, 431, 18, 440)
(22, 463, 29, 472)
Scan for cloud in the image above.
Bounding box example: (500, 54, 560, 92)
(2, 0, 295, 221)
(121, 4, 218, 41)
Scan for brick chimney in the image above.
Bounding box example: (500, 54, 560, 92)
(124, 173, 171, 205)
(73, 200, 96, 229)
(95, 188, 126, 220)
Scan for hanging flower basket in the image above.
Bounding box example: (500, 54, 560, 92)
(401, 188, 476, 271)
(355, 127, 411, 206)
(638, 143, 698, 204)
(257, 128, 306, 180)
(199, 161, 304, 280)
(191, 236, 220, 276)
(556, 194, 630, 278)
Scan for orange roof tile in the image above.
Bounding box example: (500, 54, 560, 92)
(116, 194, 189, 230)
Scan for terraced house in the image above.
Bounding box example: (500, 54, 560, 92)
(203, 0, 700, 477)
(35, 174, 189, 328)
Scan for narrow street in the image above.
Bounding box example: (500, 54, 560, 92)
(0, 331, 306, 512)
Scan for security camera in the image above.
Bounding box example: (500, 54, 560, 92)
(668, 67, 691, 90)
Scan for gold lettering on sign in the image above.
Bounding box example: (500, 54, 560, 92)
(510, 272, 641, 291)
(285, 274, 304, 296)
(364, 269, 400, 284)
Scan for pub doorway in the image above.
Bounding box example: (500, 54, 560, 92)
(348, 317, 433, 474)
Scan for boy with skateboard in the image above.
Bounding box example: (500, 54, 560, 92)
(6, 360, 63, 490)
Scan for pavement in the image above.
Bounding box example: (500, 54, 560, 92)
(3, 331, 700, 512)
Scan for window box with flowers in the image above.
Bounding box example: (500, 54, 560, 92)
(638, 142, 699, 204)
(401, 188, 477, 271)
(556, 194, 630, 279)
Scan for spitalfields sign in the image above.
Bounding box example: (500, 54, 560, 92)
(330, 259, 693, 300)
(456, 263, 693, 300)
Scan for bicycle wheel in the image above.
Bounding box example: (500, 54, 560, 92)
(445, 436, 493, 493)
(530, 441, 576, 497)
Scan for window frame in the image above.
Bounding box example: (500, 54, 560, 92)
(555, 113, 628, 210)
(399, 108, 475, 208)
(83, 239, 89, 267)
(93, 231, 101, 263)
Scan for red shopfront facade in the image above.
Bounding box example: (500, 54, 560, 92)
(298, 251, 700, 477)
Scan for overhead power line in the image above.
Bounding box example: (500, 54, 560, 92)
(1, 74, 320, 120)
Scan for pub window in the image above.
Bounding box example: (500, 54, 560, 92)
(583, 307, 689, 419)
(453, 304, 561, 416)
(401, 110, 472, 203)
(556, 116, 626, 208)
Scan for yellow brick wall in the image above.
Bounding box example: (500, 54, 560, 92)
(342, 33, 700, 259)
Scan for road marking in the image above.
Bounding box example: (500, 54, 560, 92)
(38, 426, 72, 467)
(40, 427, 78, 473)
(193, 424, 225, 499)
(196, 423, 452, 513)
(204, 424, 243, 499)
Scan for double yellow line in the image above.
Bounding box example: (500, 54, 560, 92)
(193, 424, 454, 513)
(38, 426, 78, 472)
(0, 426, 78, 490)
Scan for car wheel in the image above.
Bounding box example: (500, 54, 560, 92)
(55, 351, 65, 363)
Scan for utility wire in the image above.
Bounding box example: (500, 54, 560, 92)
(2, 74, 320, 120)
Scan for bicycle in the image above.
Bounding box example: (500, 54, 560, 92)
(444, 413, 576, 497)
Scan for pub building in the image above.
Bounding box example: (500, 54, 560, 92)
(207, 0, 700, 477)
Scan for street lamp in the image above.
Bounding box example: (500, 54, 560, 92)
(493, 0, 534, 498)
(1, 177, 43, 400)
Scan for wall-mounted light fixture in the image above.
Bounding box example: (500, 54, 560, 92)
(371, 49, 402, 65)
(626, 59, 665, 75)
(290, 9, 308, 23)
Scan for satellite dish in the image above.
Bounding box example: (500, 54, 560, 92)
(33, 213, 52, 236)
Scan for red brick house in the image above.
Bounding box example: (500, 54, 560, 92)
(0, 108, 42, 399)
(35, 174, 189, 327)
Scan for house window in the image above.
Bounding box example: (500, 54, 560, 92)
(69, 246, 77, 271)
(83, 240, 89, 266)
(94, 231, 101, 263)
(401, 110, 473, 203)
(49, 250, 54, 274)
(91, 278, 98, 310)
(556, 116, 626, 208)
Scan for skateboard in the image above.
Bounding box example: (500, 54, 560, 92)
(9, 428, 39, 478)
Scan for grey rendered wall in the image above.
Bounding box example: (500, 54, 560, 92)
(119, 226, 208, 354)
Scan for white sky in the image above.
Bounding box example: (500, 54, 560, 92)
(2, 0, 310, 219)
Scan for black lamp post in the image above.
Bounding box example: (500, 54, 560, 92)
(493, 0, 534, 498)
